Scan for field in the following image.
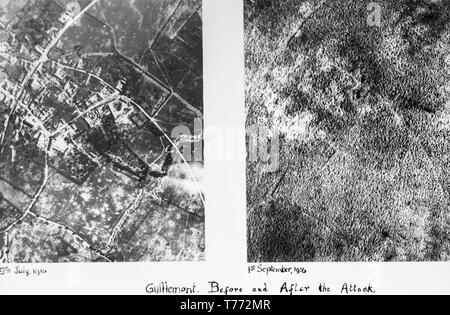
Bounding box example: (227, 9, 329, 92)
(246, 0, 450, 262)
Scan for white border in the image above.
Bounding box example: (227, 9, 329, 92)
(1, 0, 450, 295)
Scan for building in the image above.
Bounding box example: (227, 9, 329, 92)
(57, 10, 76, 25)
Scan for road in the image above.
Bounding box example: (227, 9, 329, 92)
(20, 0, 101, 87)
(97, 2, 203, 120)
(28, 211, 112, 262)
(104, 190, 144, 252)
(50, 91, 120, 137)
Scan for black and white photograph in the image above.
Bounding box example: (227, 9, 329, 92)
(247, 0, 450, 262)
(0, 0, 204, 263)
(2, 0, 450, 297)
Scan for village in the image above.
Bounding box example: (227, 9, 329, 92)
(0, 4, 173, 185)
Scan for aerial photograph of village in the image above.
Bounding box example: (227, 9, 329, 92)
(0, 0, 204, 263)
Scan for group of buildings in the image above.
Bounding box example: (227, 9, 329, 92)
(0, 6, 169, 185)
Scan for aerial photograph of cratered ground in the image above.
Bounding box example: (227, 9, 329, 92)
(246, 0, 450, 262)
(0, 0, 204, 263)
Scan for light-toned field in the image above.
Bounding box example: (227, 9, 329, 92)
(247, 0, 450, 262)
